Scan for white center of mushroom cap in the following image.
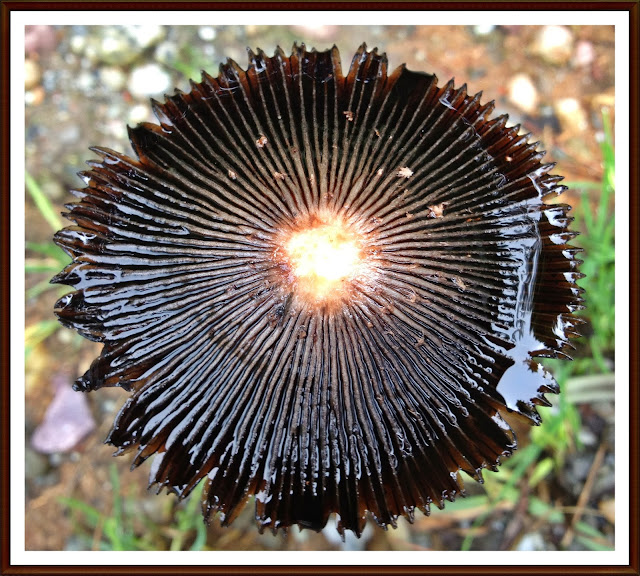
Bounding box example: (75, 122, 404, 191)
(284, 222, 363, 302)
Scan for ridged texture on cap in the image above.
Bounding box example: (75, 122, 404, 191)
(52, 43, 583, 535)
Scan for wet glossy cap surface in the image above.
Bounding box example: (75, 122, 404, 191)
(52, 43, 583, 535)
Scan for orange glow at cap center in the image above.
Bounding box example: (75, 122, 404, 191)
(284, 223, 362, 301)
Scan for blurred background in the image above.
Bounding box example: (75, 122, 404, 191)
(25, 24, 615, 552)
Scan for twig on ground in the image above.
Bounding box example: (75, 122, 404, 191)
(560, 441, 608, 548)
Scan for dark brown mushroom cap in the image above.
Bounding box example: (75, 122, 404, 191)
(52, 43, 583, 535)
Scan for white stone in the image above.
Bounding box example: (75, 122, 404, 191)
(24, 90, 38, 106)
(507, 73, 539, 115)
(128, 103, 153, 124)
(155, 41, 178, 65)
(128, 24, 165, 49)
(24, 59, 41, 90)
(473, 24, 495, 36)
(533, 25, 574, 65)
(69, 34, 87, 54)
(198, 26, 217, 41)
(99, 67, 127, 92)
(554, 97, 589, 132)
(573, 40, 595, 68)
(98, 29, 139, 66)
(128, 64, 171, 98)
(76, 70, 95, 93)
(101, 35, 122, 55)
(516, 532, 546, 551)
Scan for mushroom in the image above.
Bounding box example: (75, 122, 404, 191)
(52, 43, 583, 536)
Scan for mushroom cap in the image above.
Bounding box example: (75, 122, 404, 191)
(52, 43, 583, 535)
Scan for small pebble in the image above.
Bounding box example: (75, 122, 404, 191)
(96, 28, 141, 66)
(57, 124, 81, 145)
(40, 178, 65, 202)
(517, 532, 546, 551)
(473, 24, 495, 36)
(507, 73, 539, 115)
(573, 40, 595, 68)
(128, 64, 171, 97)
(100, 33, 132, 65)
(69, 34, 87, 54)
(577, 427, 598, 447)
(599, 498, 615, 524)
(31, 377, 95, 454)
(128, 24, 165, 50)
(24, 59, 41, 91)
(128, 103, 153, 124)
(99, 67, 127, 92)
(532, 25, 574, 65)
(25, 86, 45, 107)
(48, 453, 63, 467)
(64, 535, 88, 551)
(103, 118, 129, 140)
(41, 69, 57, 92)
(293, 25, 338, 40)
(554, 97, 589, 132)
(155, 41, 179, 66)
(25, 447, 50, 479)
(561, 454, 593, 497)
(197, 26, 217, 41)
(25, 25, 57, 56)
(55, 328, 74, 344)
(593, 464, 615, 497)
(76, 70, 95, 92)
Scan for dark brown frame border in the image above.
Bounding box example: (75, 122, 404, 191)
(2, 2, 638, 575)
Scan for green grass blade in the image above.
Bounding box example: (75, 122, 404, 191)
(25, 320, 60, 356)
(25, 172, 63, 233)
(108, 464, 127, 550)
(25, 262, 62, 275)
(574, 534, 614, 552)
(435, 495, 491, 513)
(528, 497, 564, 523)
(574, 521, 614, 551)
(25, 279, 60, 300)
(58, 496, 103, 527)
(529, 457, 554, 488)
(25, 240, 69, 265)
(563, 181, 602, 191)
